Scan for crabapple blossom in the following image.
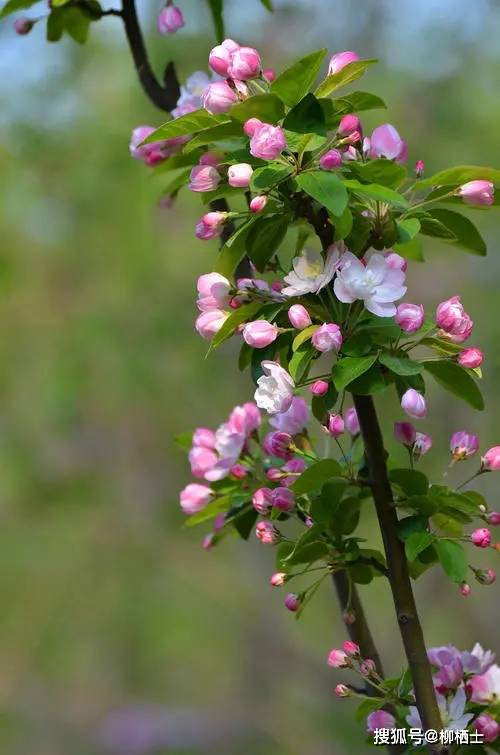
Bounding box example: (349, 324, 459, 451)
(415, 159, 425, 177)
(460, 582, 471, 597)
(272, 487, 295, 512)
(407, 685, 473, 732)
(327, 414, 344, 437)
(310, 380, 329, 396)
(394, 421, 417, 446)
(195, 309, 229, 340)
(459, 180, 494, 206)
(157, 4, 185, 34)
(320, 149, 343, 170)
(180, 483, 213, 515)
(189, 164, 220, 192)
(471, 528, 492, 548)
(395, 303, 425, 333)
(367, 711, 396, 734)
(256, 521, 280, 545)
(344, 407, 360, 435)
(468, 664, 500, 703)
(482, 446, 500, 471)
(192, 427, 216, 448)
(338, 114, 361, 137)
(333, 252, 406, 317)
(414, 432, 432, 457)
(281, 457, 306, 486)
(243, 118, 262, 137)
(436, 296, 473, 342)
(487, 512, 500, 525)
(195, 211, 227, 240)
(265, 431, 293, 459)
(369, 124, 407, 163)
(249, 195, 268, 213)
(172, 71, 211, 118)
(252, 487, 273, 515)
(476, 569, 496, 585)
(334, 684, 351, 697)
(475, 714, 500, 743)
(242, 320, 279, 348)
(254, 361, 295, 415)
(450, 431, 479, 461)
(284, 593, 301, 612)
(189, 445, 218, 478)
(269, 396, 309, 434)
(401, 389, 427, 419)
(227, 46, 261, 80)
(201, 80, 238, 114)
(288, 304, 312, 330)
(327, 649, 349, 668)
(227, 163, 253, 187)
(359, 659, 377, 677)
(458, 347, 484, 368)
(249, 123, 287, 160)
(197, 273, 231, 312)
(328, 51, 360, 75)
(283, 245, 342, 297)
(14, 17, 34, 34)
(312, 323, 343, 353)
(270, 572, 286, 587)
(385, 251, 408, 271)
(343, 641, 360, 657)
(263, 68, 276, 81)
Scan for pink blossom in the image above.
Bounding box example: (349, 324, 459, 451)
(369, 124, 407, 163)
(14, 16, 34, 34)
(208, 39, 239, 76)
(192, 427, 216, 448)
(482, 446, 500, 471)
(189, 445, 218, 478)
(310, 380, 329, 396)
(344, 407, 360, 435)
(157, 4, 185, 34)
(394, 421, 417, 446)
(338, 114, 362, 138)
(270, 572, 286, 587)
(320, 149, 343, 170)
(327, 414, 344, 438)
(343, 640, 360, 657)
(243, 320, 279, 348)
(272, 487, 295, 512)
(436, 296, 474, 343)
(228, 162, 253, 187)
(180, 483, 213, 515)
(468, 664, 500, 703)
(471, 528, 492, 548)
(250, 195, 268, 213)
(283, 245, 342, 297)
(243, 117, 263, 137)
(189, 164, 220, 192)
(415, 159, 425, 177)
(263, 68, 276, 82)
(256, 520, 280, 545)
(281, 457, 306, 486)
(460, 582, 471, 597)
(327, 648, 349, 668)
(195, 211, 227, 240)
(264, 431, 293, 459)
(288, 304, 312, 330)
(367, 710, 396, 735)
(196, 272, 231, 312)
(284, 593, 301, 612)
(360, 659, 377, 677)
(255, 361, 295, 415)
(250, 123, 287, 160)
(487, 512, 500, 525)
(458, 348, 483, 369)
(401, 389, 427, 419)
(312, 323, 343, 353)
(195, 309, 229, 341)
(269, 396, 309, 434)
(201, 80, 238, 114)
(328, 51, 360, 76)
(252, 487, 273, 515)
(334, 684, 351, 697)
(230, 464, 247, 479)
(395, 303, 425, 333)
(334, 251, 406, 317)
(227, 46, 261, 80)
(476, 568, 496, 585)
(414, 432, 432, 457)
(459, 180, 494, 206)
(384, 251, 408, 271)
(450, 431, 479, 461)
(474, 714, 500, 743)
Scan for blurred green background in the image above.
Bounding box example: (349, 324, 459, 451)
(1, 1, 500, 752)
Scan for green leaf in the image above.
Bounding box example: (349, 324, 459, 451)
(251, 163, 294, 191)
(405, 532, 436, 562)
(423, 360, 484, 411)
(343, 179, 409, 209)
(296, 171, 348, 216)
(333, 205, 353, 240)
(292, 324, 319, 351)
(288, 343, 315, 383)
(393, 237, 424, 262)
(427, 208, 487, 256)
(184, 496, 232, 527)
(397, 515, 429, 541)
(396, 218, 421, 244)
(207, 301, 262, 353)
(332, 496, 361, 536)
(292, 459, 342, 495)
(206, 0, 224, 42)
(418, 214, 457, 240)
(418, 165, 500, 190)
(143, 111, 230, 144)
(333, 355, 378, 391)
(260, 0, 273, 9)
(246, 215, 289, 271)
(347, 363, 386, 395)
(184, 121, 243, 152)
(63, 5, 90, 43)
(231, 94, 285, 123)
(283, 93, 327, 136)
(175, 431, 193, 451)
(315, 59, 378, 98)
(390, 469, 429, 497)
(379, 353, 422, 376)
(420, 337, 463, 357)
(0, 0, 37, 18)
(46, 7, 65, 41)
(335, 90, 386, 114)
(348, 160, 407, 189)
(233, 507, 258, 540)
(355, 698, 385, 723)
(271, 49, 328, 107)
(215, 217, 255, 277)
(435, 539, 468, 583)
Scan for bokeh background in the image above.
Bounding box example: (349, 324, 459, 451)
(1, 1, 500, 752)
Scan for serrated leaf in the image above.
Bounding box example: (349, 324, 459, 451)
(427, 208, 487, 256)
(143, 111, 230, 144)
(292, 459, 343, 494)
(296, 171, 348, 216)
(231, 94, 285, 123)
(343, 179, 409, 209)
(271, 49, 328, 107)
(435, 539, 468, 583)
(423, 360, 484, 410)
(315, 59, 378, 98)
(379, 353, 422, 376)
(333, 355, 378, 391)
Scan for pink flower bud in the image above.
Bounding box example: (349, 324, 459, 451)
(369, 124, 407, 163)
(344, 407, 360, 436)
(458, 348, 483, 369)
(199, 151, 222, 167)
(360, 659, 377, 677)
(414, 432, 432, 457)
(228, 162, 253, 188)
(179, 483, 213, 515)
(14, 16, 34, 34)
(195, 309, 229, 340)
(255, 520, 280, 545)
(189, 445, 218, 478)
(272, 486, 295, 512)
(270, 571, 287, 586)
(319, 149, 343, 170)
(338, 114, 362, 137)
(475, 568, 496, 585)
(213, 513, 226, 532)
(220, 38, 240, 53)
(189, 164, 220, 192)
(327, 649, 349, 668)
(266, 467, 284, 482)
(482, 446, 500, 471)
(243, 117, 263, 137)
(395, 303, 424, 333)
(459, 180, 495, 206)
(202, 533, 214, 550)
(284, 592, 301, 612)
(230, 464, 247, 479)
(263, 68, 276, 82)
(436, 296, 474, 342)
(343, 610, 356, 625)
(227, 46, 261, 80)
(460, 582, 471, 597)
(415, 159, 425, 177)
(401, 388, 427, 419)
(384, 251, 408, 271)
(471, 528, 492, 548)
(252, 487, 273, 515)
(157, 4, 185, 34)
(265, 431, 293, 459)
(450, 431, 479, 461)
(192, 427, 216, 448)
(328, 51, 360, 76)
(343, 640, 360, 657)
(487, 512, 500, 525)
(250, 123, 287, 160)
(312, 323, 342, 353)
(367, 711, 396, 735)
(310, 380, 329, 396)
(288, 304, 312, 330)
(394, 421, 417, 446)
(208, 44, 233, 76)
(250, 195, 268, 213)
(327, 414, 345, 438)
(334, 684, 351, 698)
(195, 211, 227, 240)
(475, 714, 500, 744)
(201, 80, 238, 114)
(242, 320, 279, 348)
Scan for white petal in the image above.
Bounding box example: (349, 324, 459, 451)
(333, 278, 356, 303)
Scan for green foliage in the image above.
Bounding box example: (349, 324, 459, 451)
(271, 49, 328, 107)
(0, 0, 37, 17)
(333, 355, 378, 391)
(250, 162, 294, 191)
(246, 215, 289, 270)
(283, 94, 327, 136)
(291, 459, 342, 494)
(435, 539, 468, 583)
(427, 208, 487, 256)
(296, 171, 348, 216)
(423, 360, 484, 410)
(231, 94, 285, 123)
(379, 353, 422, 376)
(348, 159, 407, 189)
(315, 59, 378, 98)
(390, 469, 429, 497)
(343, 179, 409, 209)
(206, 0, 224, 42)
(405, 532, 436, 562)
(144, 111, 230, 144)
(418, 165, 500, 189)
